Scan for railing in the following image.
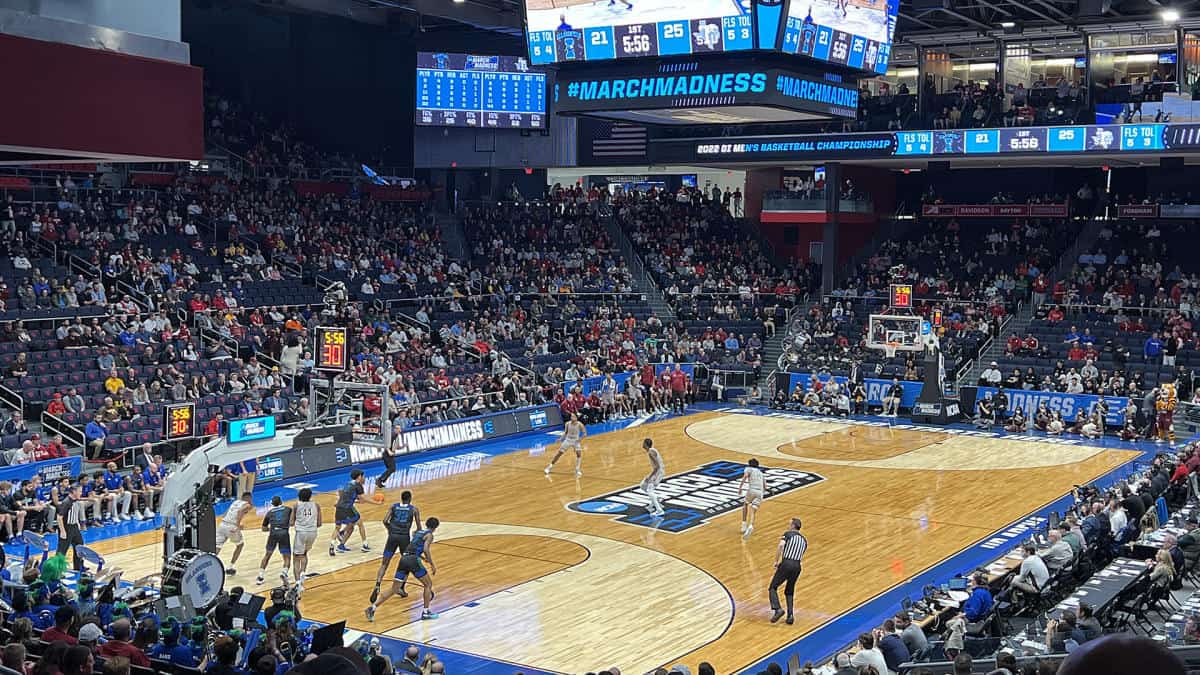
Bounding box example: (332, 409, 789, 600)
(251, 349, 296, 394)
(396, 389, 511, 414)
(762, 193, 875, 213)
(41, 410, 85, 449)
(207, 144, 255, 181)
(0, 381, 23, 416)
(27, 234, 57, 263)
(1048, 300, 1196, 317)
(199, 326, 240, 360)
(314, 274, 336, 292)
(112, 278, 153, 312)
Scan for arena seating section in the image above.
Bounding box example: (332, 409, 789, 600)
(992, 218, 1198, 398)
(780, 214, 1084, 383)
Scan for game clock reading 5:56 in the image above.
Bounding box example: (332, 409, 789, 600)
(615, 24, 658, 57)
(316, 326, 349, 373)
(162, 402, 196, 441)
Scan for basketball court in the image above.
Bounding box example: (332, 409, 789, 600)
(99, 409, 1140, 674)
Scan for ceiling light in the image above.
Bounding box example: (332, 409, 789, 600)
(1000, 21, 1015, 27)
(1162, 8, 1181, 22)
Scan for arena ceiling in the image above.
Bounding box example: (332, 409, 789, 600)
(337, 0, 1200, 46)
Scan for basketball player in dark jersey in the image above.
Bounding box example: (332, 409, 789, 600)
(369, 490, 420, 604)
(257, 495, 293, 586)
(330, 469, 370, 556)
(365, 517, 440, 622)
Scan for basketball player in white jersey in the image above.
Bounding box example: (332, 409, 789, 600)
(291, 488, 322, 588)
(739, 458, 765, 538)
(545, 413, 587, 476)
(215, 492, 253, 576)
(641, 437, 665, 516)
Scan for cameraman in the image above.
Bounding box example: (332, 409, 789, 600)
(264, 585, 302, 627)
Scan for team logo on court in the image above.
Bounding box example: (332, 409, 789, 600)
(568, 460, 825, 533)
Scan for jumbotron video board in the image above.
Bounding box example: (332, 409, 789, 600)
(782, 0, 896, 73)
(524, 0, 897, 74)
(526, 0, 753, 64)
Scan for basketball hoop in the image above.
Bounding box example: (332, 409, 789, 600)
(884, 341, 900, 359)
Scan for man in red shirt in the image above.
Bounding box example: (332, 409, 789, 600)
(1005, 334, 1023, 356)
(30, 434, 65, 462)
(669, 365, 689, 414)
(205, 413, 223, 436)
(46, 393, 66, 416)
(98, 619, 150, 666)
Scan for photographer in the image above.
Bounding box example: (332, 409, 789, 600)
(264, 585, 302, 628)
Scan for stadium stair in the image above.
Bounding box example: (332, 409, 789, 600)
(601, 207, 676, 321)
(961, 214, 1105, 386)
(964, 306, 1035, 385)
(436, 210, 470, 261)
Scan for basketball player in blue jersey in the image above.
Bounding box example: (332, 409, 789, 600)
(257, 495, 293, 585)
(369, 490, 420, 604)
(365, 517, 440, 622)
(557, 14, 573, 31)
(800, 7, 817, 53)
(329, 469, 370, 556)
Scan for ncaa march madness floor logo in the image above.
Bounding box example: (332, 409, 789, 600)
(568, 460, 825, 533)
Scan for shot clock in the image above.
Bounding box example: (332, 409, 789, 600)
(162, 402, 196, 441)
(316, 326, 349, 373)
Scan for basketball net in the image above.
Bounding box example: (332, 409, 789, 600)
(884, 341, 899, 359)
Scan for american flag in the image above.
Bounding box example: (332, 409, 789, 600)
(588, 120, 648, 158)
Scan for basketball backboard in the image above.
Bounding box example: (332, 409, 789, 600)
(867, 314, 925, 357)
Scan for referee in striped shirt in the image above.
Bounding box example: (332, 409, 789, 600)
(770, 517, 807, 624)
(56, 483, 87, 571)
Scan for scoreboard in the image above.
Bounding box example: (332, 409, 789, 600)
(890, 283, 912, 309)
(416, 53, 546, 129)
(162, 402, 196, 441)
(893, 124, 1167, 156)
(315, 326, 349, 373)
(671, 122, 1196, 162)
(525, 0, 895, 75)
(781, 0, 897, 74)
(526, 0, 752, 64)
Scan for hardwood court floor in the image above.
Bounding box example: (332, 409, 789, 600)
(102, 412, 1139, 674)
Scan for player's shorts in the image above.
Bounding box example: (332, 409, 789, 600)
(265, 529, 291, 555)
(745, 490, 764, 509)
(395, 553, 427, 580)
(382, 533, 411, 559)
(640, 474, 662, 492)
(560, 438, 582, 452)
(335, 506, 360, 525)
(215, 522, 242, 548)
(293, 530, 318, 556)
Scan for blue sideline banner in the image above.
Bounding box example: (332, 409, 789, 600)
(784, 373, 1129, 424)
(0, 456, 81, 486)
(974, 386, 1128, 425)
(785, 374, 923, 408)
(256, 405, 566, 484)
